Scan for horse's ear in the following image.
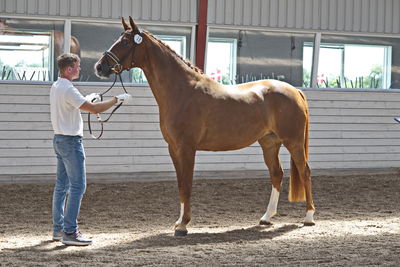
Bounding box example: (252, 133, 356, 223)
(129, 16, 139, 32)
(121, 17, 129, 31)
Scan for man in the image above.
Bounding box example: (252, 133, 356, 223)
(50, 53, 131, 246)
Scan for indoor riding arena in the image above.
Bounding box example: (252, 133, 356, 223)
(1, 0, 400, 266)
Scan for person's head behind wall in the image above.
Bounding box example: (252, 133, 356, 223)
(57, 53, 81, 81)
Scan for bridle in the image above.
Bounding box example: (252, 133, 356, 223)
(103, 50, 124, 74)
(88, 30, 143, 139)
(102, 30, 143, 74)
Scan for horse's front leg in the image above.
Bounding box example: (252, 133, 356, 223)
(168, 144, 196, 236)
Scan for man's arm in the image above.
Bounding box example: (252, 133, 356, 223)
(79, 93, 132, 114)
(79, 97, 118, 114)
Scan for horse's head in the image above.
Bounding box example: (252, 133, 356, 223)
(95, 16, 144, 78)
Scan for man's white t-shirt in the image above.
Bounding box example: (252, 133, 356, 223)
(50, 77, 87, 136)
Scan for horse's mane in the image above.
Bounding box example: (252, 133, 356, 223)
(144, 31, 204, 75)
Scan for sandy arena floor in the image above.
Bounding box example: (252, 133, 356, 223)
(0, 172, 399, 266)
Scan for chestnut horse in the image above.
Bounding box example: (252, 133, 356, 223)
(95, 17, 315, 236)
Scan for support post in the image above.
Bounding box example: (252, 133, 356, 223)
(195, 0, 208, 71)
(311, 32, 321, 88)
(63, 19, 71, 54)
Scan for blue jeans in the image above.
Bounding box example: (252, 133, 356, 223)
(52, 135, 86, 234)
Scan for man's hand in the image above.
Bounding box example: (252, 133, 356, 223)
(115, 93, 132, 104)
(85, 93, 101, 103)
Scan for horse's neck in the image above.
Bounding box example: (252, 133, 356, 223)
(140, 37, 199, 110)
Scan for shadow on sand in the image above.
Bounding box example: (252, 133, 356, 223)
(114, 223, 301, 251)
(2, 240, 69, 253)
(1, 224, 301, 254)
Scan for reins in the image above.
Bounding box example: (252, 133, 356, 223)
(88, 29, 142, 139)
(87, 73, 129, 139)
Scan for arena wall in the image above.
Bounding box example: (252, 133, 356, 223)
(208, 0, 400, 35)
(2, 0, 400, 35)
(0, 0, 197, 24)
(1, 84, 400, 176)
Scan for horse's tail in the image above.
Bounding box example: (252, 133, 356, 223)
(288, 91, 309, 202)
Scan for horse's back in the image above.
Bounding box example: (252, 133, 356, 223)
(235, 79, 306, 103)
(195, 79, 308, 151)
(231, 79, 308, 140)
(230, 79, 308, 118)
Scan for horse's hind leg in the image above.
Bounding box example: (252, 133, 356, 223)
(258, 134, 283, 225)
(285, 142, 315, 226)
(168, 144, 196, 236)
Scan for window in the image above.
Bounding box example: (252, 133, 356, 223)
(206, 38, 237, 84)
(71, 22, 192, 83)
(132, 35, 187, 84)
(0, 31, 51, 81)
(304, 42, 392, 89)
(0, 18, 64, 82)
(303, 34, 400, 89)
(208, 28, 315, 87)
(71, 22, 129, 83)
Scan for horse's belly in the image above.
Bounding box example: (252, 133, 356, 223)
(197, 128, 269, 151)
(197, 141, 256, 151)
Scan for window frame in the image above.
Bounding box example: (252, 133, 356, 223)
(205, 37, 237, 85)
(131, 34, 188, 84)
(304, 41, 392, 89)
(207, 25, 400, 90)
(0, 16, 196, 86)
(2, 15, 400, 90)
(0, 26, 55, 83)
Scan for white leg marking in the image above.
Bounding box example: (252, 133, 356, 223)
(175, 203, 184, 225)
(260, 187, 280, 222)
(304, 209, 315, 224)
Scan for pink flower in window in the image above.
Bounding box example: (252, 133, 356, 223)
(317, 73, 326, 84)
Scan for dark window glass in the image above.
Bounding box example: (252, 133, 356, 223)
(71, 22, 192, 83)
(208, 28, 315, 87)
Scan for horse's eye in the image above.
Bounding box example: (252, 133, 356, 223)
(121, 39, 128, 46)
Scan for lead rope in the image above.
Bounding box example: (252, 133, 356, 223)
(88, 73, 129, 139)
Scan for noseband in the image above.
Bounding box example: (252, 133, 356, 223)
(88, 31, 143, 139)
(103, 50, 124, 73)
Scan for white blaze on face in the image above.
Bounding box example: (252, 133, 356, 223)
(108, 35, 123, 52)
(175, 203, 185, 225)
(260, 186, 280, 222)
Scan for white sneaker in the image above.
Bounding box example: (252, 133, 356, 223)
(62, 231, 92, 246)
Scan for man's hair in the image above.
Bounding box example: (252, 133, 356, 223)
(57, 53, 80, 73)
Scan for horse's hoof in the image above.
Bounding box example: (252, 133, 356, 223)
(259, 220, 273, 226)
(304, 221, 316, 226)
(174, 229, 188, 236)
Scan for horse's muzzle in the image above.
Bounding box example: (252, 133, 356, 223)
(94, 61, 112, 78)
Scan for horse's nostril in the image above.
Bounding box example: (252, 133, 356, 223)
(96, 64, 102, 72)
